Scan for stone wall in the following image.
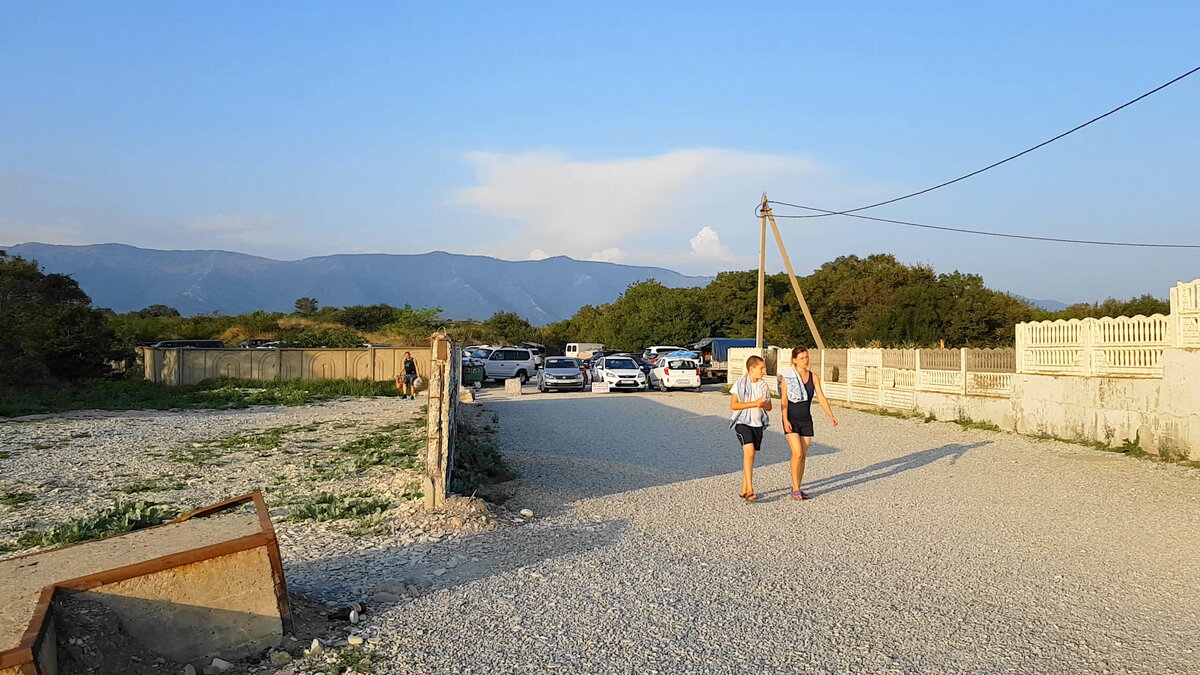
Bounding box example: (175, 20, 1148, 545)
(141, 347, 431, 386)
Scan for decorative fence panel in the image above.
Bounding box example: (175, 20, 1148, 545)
(806, 347, 1015, 408)
(1016, 314, 1171, 378)
(1170, 279, 1200, 348)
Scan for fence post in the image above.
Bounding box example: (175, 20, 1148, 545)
(877, 348, 885, 402)
(423, 333, 452, 510)
(959, 348, 968, 395)
(1082, 318, 1096, 376)
(846, 349, 854, 402)
(914, 348, 922, 393)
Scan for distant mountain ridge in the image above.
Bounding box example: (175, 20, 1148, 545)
(2, 243, 710, 324)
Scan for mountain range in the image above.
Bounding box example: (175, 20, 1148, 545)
(2, 243, 711, 324)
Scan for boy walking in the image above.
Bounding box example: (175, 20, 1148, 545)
(729, 355, 772, 501)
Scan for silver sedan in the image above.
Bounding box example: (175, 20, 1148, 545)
(538, 357, 588, 392)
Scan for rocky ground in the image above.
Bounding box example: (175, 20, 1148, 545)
(4, 386, 1200, 674)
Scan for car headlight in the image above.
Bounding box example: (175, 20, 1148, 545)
(636, 372, 645, 379)
(605, 373, 617, 381)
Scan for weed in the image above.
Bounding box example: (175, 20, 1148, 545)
(862, 408, 922, 420)
(339, 432, 422, 471)
(31, 442, 55, 450)
(167, 445, 223, 466)
(1, 492, 36, 508)
(299, 645, 382, 674)
(0, 451, 10, 460)
(10, 500, 179, 551)
(952, 418, 1001, 432)
(118, 477, 186, 494)
(451, 425, 516, 495)
(0, 377, 406, 418)
(286, 492, 392, 523)
(205, 422, 324, 452)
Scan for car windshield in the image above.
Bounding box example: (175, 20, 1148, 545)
(471, 349, 493, 358)
(667, 359, 696, 369)
(605, 358, 638, 370)
(546, 359, 578, 369)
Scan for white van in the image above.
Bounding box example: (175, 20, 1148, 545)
(566, 342, 604, 359)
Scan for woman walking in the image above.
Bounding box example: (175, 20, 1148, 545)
(780, 347, 838, 500)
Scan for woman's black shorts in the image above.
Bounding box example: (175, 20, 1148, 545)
(733, 424, 764, 452)
(786, 406, 815, 437)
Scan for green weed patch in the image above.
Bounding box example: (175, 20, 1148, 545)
(4, 500, 179, 551)
(286, 492, 392, 523)
(1, 491, 36, 508)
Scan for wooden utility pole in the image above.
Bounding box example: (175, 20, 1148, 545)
(763, 201, 825, 349)
(756, 195, 767, 348)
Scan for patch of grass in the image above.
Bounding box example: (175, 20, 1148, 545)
(451, 425, 516, 495)
(286, 492, 392, 523)
(118, 477, 186, 494)
(0, 377, 406, 418)
(205, 422, 324, 452)
(339, 431, 423, 471)
(6, 500, 179, 551)
(166, 444, 224, 466)
(0, 451, 10, 460)
(862, 407, 922, 420)
(1, 491, 36, 508)
(300, 645, 382, 674)
(31, 442, 56, 450)
(952, 418, 1001, 432)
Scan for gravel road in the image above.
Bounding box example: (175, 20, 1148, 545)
(365, 387, 1200, 674)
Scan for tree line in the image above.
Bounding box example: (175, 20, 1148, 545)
(1, 250, 1170, 392)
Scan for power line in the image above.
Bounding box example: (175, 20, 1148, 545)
(773, 65, 1200, 219)
(762, 203, 1200, 248)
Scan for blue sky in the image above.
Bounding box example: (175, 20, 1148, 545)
(1, 1, 1198, 304)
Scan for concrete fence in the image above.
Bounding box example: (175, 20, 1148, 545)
(723, 279, 1200, 460)
(140, 347, 431, 386)
(423, 334, 461, 510)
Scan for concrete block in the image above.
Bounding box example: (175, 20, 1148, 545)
(504, 378, 523, 396)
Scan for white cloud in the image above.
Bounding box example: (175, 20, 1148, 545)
(589, 247, 626, 263)
(527, 249, 549, 260)
(453, 148, 823, 264)
(688, 226, 738, 262)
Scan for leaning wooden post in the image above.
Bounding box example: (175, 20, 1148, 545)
(423, 332, 451, 510)
(764, 201, 826, 350)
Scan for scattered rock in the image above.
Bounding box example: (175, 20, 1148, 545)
(371, 591, 403, 603)
(347, 635, 366, 646)
(519, 508, 534, 518)
(307, 638, 324, 656)
(184, 666, 196, 675)
(349, 609, 360, 624)
(269, 650, 293, 665)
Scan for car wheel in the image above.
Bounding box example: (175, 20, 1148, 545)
(658, 382, 668, 392)
(517, 370, 528, 384)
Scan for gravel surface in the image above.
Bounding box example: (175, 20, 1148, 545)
(361, 386, 1200, 674)
(4, 387, 1199, 674)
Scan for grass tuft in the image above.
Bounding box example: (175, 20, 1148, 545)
(952, 418, 1001, 432)
(118, 477, 186, 494)
(1, 491, 36, 508)
(451, 424, 516, 495)
(287, 492, 392, 523)
(5, 500, 178, 551)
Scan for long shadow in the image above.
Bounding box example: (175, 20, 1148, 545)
(478, 392, 840, 512)
(797, 441, 991, 497)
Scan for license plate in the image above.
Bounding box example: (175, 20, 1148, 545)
(619, 380, 635, 385)
(676, 379, 693, 384)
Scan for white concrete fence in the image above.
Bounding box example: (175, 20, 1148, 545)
(725, 279, 1200, 461)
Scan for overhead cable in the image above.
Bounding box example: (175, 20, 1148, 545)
(773, 65, 1200, 219)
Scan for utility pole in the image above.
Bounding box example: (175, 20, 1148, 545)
(757, 195, 826, 350)
(756, 194, 767, 348)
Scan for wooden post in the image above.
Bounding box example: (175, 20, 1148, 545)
(756, 195, 767, 348)
(763, 202, 826, 349)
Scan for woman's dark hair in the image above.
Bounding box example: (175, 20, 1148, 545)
(791, 347, 809, 359)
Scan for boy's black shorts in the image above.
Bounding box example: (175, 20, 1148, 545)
(733, 424, 764, 452)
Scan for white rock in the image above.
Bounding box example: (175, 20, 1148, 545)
(348, 635, 366, 645)
(349, 609, 360, 624)
(309, 638, 324, 655)
(519, 508, 534, 518)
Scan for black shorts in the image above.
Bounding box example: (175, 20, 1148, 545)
(734, 424, 764, 452)
(403, 373, 417, 385)
(786, 406, 814, 437)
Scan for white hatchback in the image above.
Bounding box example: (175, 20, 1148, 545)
(649, 357, 701, 392)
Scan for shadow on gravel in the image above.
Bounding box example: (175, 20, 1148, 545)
(480, 393, 840, 514)
(801, 441, 990, 496)
(286, 518, 628, 599)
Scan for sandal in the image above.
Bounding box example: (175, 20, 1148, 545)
(741, 492, 758, 502)
(791, 490, 810, 500)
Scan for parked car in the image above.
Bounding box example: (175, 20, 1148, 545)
(150, 339, 226, 349)
(520, 342, 547, 368)
(239, 339, 272, 349)
(538, 357, 587, 392)
(482, 347, 538, 384)
(649, 357, 702, 392)
(642, 346, 685, 363)
(591, 355, 647, 391)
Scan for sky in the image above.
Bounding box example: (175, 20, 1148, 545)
(1, 1, 1198, 304)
